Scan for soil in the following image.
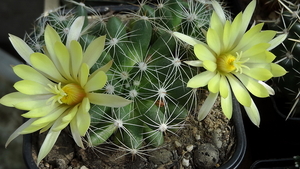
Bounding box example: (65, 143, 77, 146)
(31, 95, 236, 169)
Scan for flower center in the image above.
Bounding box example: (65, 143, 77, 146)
(217, 54, 236, 74)
(47, 83, 86, 106)
(216, 52, 249, 74)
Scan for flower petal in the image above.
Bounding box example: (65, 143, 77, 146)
(173, 32, 204, 46)
(184, 60, 203, 67)
(83, 35, 106, 68)
(44, 25, 62, 66)
(88, 93, 132, 107)
(13, 65, 53, 85)
(97, 60, 113, 73)
(194, 44, 216, 62)
(54, 41, 72, 80)
(0, 92, 45, 107)
(21, 104, 58, 118)
(270, 63, 287, 77)
(227, 74, 251, 107)
(239, 0, 256, 38)
(242, 67, 273, 81)
(76, 108, 91, 136)
(244, 99, 260, 127)
(258, 81, 275, 95)
(52, 105, 79, 132)
(203, 60, 217, 72)
(14, 80, 49, 95)
(9, 34, 34, 65)
(31, 105, 68, 126)
(5, 118, 35, 147)
(198, 92, 219, 121)
(268, 33, 287, 50)
(187, 71, 215, 88)
(211, 0, 226, 24)
(70, 118, 84, 148)
(208, 73, 220, 93)
(85, 70, 107, 92)
(221, 86, 232, 119)
(15, 99, 48, 110)
(66, 16, 85, 48)
(30, 52, 67, 83)
(37, 128, 61, 164)
(78, 63, 89, 87)
(70, 40, 83, 78)
(219, 75, 229, 98)
(235, 73, 269, 98)
(207, 28, 221, 55)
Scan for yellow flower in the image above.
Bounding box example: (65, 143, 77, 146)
(0, 16, 132, 164)
(174, 0, 287, 126)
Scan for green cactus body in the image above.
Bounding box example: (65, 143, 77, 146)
(268, 4, 300, 117)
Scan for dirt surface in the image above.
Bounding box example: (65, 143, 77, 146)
(30, 95, 236, 169)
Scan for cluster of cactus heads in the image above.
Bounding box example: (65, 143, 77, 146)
(24, 0, 215, 155)
(264, 0, 300, 118)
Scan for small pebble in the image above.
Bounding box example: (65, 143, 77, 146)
(182, 158, 189, 167)
(195, 134, 201, 140)
(80, 166, 89, 169)
(186, 145, 194, 152)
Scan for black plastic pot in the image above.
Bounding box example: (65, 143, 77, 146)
(23, 97, 247, 169)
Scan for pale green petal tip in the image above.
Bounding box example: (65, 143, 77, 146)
(184, 60, 203, 67)
(173, 32, 203, 46)
(8, 34, 34, 65)
(211, 0, 226, 24)
(244, 100, 260, 127)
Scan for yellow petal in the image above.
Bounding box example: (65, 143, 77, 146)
(21, 104, 57, 118)
(78, 63, 89, 87)
(13, 65, 53, 85)
(244, 99, 260, 127)
(187, 71, 215, 88)
(44, 25, 62, 66)
(98, 60, 113, 73)
(210, 12, 224, 38)
(268, 33, 287, 50)
(70, 40, 83, 78)
(37, 129, 61, 164)
(88, 93, 132, 107)
(54, 41, 72, 80)
(232, 23, 264, 53)
(221, 91, 232, 119)
(85, 71, 107, 92)
(15, 99, 48, 110)
(207, 28, 221, 55)
(194, 44, 216, 62)
(270, 63, 287, 77)
(0, 92, 36, 107)
(9, 34, 34, 65)
(211, 1, 226, 24)
(219, 75, 229, 98)
(243, 67, 273, 81)
(70, 118, 84, 148)
(30, 52, 67, 83)
(173, 32, 205, 46)
(52, 105, 78, 132)
(83, 35, 106, 68)
(208, 73, 220, 93)
(203, 60, 217, 72)
(31, 106, 68, 126)
(14, 80, 49, 95)
(235, 73, 269, 98)
(227, 74, 251, 107)
(239, 0, 256, 37)
(76, 109, 90, 136)
(227, 13, 243, 49)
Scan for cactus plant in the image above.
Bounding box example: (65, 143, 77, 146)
(21, 0, 215, 159)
